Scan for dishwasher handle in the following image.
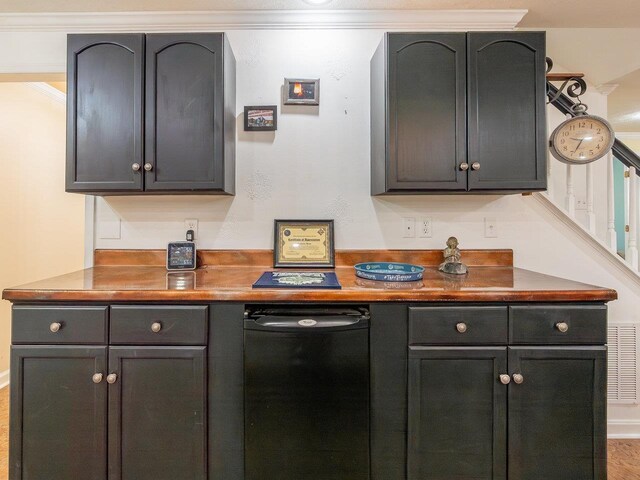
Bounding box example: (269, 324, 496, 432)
(244, 314, 369, 332)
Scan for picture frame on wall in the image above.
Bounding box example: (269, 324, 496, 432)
(273, 219, 335, 268)
(244, 105, 278, 131)
(284, 78, 320, 106)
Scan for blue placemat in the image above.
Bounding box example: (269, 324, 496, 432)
(253, 271, 342, 289)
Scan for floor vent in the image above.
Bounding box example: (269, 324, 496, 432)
(608, 324, 639, 404)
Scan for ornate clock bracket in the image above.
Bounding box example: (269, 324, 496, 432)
(545, 57, 589, 115)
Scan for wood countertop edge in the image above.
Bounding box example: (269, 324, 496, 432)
(1, 288, 618, 303)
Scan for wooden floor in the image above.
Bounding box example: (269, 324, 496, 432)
(0, 386, 636, 479)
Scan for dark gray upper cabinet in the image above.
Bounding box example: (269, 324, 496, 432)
(10, 346, 108, 480)
(468, 33, 547, 191)
(66, 33, 235, 195)
(67, 34, 144, 193)
(145, 34, 235, 193)
(372, 33, 467, 193)
(371, 31, 547, 194)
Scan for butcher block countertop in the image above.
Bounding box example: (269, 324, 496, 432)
(2, 249, 617, 303)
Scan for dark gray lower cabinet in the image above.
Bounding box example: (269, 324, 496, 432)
(508, 347, 607, 480)
(408, 346, 606, 480)
(408, 347, 507, 480)
(9, 302, 608, 480)
(108, 346, 207, 480)
(10, 346, 108, 480)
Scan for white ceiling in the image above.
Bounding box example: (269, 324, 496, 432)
(1, 0, 640, 28)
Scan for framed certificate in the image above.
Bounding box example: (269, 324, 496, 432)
(274, 220, 335, 268)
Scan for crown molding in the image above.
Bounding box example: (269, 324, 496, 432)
(0, 9, 527, 32)
(25, 82, 66, 104)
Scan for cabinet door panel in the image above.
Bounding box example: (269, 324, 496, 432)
(145, 34, 224, 191)
(467, 32, 546, 191)
(67, 34, 144, 192)
(408, 347, 507, 480)
(508, 347, 606, 480)
(387, 33, 467, 191)
(108, 346, 207, 480)
(10, 346, 107, 480)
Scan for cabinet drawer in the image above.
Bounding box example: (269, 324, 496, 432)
(509, 305, 607, 345)
(110, 306, 208, 345)
(409, 307, 508, 345)
(12, 306, 108, 344)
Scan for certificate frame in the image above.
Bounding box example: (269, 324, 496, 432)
(273, 219, 335, 268)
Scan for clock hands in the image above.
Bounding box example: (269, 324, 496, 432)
(573, 139, 585, 154)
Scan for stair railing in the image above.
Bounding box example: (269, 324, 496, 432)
(547, 81, 640, 270)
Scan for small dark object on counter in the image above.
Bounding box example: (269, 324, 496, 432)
(439, 236, 468, 275)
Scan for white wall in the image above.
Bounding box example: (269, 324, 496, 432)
(0, 83, 85, 373)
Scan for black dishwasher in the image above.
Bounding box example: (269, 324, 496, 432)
(244, 306, 370, 480)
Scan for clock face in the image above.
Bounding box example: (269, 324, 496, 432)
(550, 115, 615, 164)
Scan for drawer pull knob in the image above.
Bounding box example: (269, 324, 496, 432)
(106, 374, 118, 384)
(459, 163, 469, 171)
(144, 163, 153, 172)
(471, 162, 481, 170)
(49, 322, 62, 333)
(131, 163, 141, 172)
(151, 322, 162, 333)
(499, 374, 511, 385)
(513, 373, 524, 384)
(556, 322, 569, 333)
(92, 373, 103, 384)
(456, 322, 468, 333)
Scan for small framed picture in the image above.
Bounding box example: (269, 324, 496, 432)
(244, 105, 278, 131)
(284, 78, 320, 105)
(274, 219, 335, 268)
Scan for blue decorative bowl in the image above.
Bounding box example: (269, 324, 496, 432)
(354, 262, 425, 282)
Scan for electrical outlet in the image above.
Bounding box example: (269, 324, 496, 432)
(184, 218, 199, 240)
(484, 217, 498, 238)
(403, 217, 415, 238)
(419, 217, 433, 238)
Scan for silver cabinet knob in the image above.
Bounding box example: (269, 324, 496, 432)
(513, 373, 524, 384)
(556, 322, 569, 333)
(471, 162, 481, 170)
(499, 374, 511, 385)
(151, 322, 162, 333)
(144, 163, 153, 172)
(106, 373, 118, 384)
(459, 163, 469, 171)
(49, 322, 62, 333)
(132, 163, 141, 171)
(456, 322, 467, 333)
(92, 373, 103, 384)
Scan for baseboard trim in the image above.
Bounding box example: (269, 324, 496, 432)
(0, 369, 10, 389)
(608, 420, 640, 439)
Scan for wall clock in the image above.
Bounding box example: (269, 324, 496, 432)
(549, 114, 615, 165)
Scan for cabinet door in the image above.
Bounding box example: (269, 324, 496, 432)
(408, 347, 507, 480)
(387, 33, 467, 191)
(145, 34, 225, 192)
(67, 34, 144, 193)
(108, 346, 207, 480)
(467, 32, 546, 191)
(10, 346, 107, 480)
(508, 347, 606, 480)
